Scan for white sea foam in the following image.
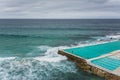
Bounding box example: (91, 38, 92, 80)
(96, 33, 120, 42)
(37, 45, 52, 51)
(0, 34, 118, 80)
(0, 57, 15, 61)
(0, 57, 77, 80)
(34, 46, 69, 62)
(34, 33, 120, 63)
(106, 34, 120, 40)
(34, 56, 67, 62)
(0, 33, 119, 63)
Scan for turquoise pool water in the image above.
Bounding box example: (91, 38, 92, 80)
(91, 57, 120, 70)
(65, 41, 120, 59)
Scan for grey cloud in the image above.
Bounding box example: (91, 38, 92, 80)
(0, 0, 120, 18)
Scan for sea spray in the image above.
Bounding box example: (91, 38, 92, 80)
(0, 33, 119, 80)
(0, 58, 77, 80)
(34, 33, 120, 62)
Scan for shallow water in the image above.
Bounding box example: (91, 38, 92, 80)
(92, 57, 120, 71)
(65, 41, 120, 59)
(0, 19, 120, 80)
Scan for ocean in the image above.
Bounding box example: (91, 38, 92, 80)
(0, 19, 120, 80)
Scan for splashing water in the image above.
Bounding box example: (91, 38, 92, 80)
(0, 33, 120, 80)
(0, 58, 78, 80)
(0, 19, 120, 80)
(0, 41, 110, 80)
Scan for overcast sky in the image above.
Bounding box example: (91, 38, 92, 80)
(0, 0, 120, 19)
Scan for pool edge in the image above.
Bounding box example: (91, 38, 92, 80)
(58, 50, 120, 80)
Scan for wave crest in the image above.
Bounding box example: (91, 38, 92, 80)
(0, 58, 77, 80)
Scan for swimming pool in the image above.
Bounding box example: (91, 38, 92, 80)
(91, 57, 120, 71)
(64, 41, 120, 59)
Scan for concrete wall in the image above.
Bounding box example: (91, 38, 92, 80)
(58, 50, 120, 80)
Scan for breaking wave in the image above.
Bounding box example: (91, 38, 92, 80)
(0, 58, 77, 80)
(0, 33, 119, 80)
(0, 57, 15, 61)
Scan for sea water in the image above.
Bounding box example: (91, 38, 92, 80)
(0, 19, 120, 80)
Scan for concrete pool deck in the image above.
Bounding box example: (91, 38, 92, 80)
(58, 41, 120, 80)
